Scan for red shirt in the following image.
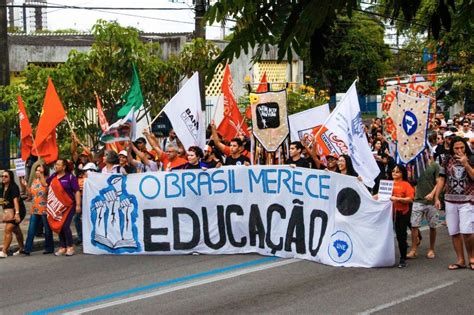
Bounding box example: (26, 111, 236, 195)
(392, 180, 414, 214)
(159, 154, 187, 171)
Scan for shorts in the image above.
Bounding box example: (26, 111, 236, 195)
(411, 202, 439, 228)
(445, 202, 474, 235)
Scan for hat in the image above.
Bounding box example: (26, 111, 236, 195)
(134, 137, 147, 145)
(326, 152, 338, 160)
(204, 145, 213, 154)
(443, 131, 454, 138)
(82, 162, 97, 172)
(440, 121, 448, 128)
(447, 119, 454, 125)
(118, 150, 128, 157)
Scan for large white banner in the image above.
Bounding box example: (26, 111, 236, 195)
(83, 166, 395, 268)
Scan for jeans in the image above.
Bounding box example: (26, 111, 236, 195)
(59, 209, 75, 248)
(74, 212, 82, 242)
(395, 211, 411, 260)
(24, 214, 54, 253)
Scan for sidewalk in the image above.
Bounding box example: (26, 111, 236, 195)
(0, 201, 79, 253)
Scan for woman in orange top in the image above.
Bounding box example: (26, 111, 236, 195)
(390, 164, 415, 268)
(20, 164, 53, 255)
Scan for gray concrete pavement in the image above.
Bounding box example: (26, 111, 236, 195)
(1, 226, 472, 315)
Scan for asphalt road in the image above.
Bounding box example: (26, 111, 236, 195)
(1, 226, 473, 315)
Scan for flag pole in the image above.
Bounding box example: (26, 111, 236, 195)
(145, 106, 166, 130)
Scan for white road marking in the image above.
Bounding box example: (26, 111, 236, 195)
(64, 258, 300, 314)
(359, 280, 458, 315)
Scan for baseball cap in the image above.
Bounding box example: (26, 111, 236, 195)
(204, 145, 213, 154)
(443, 130, 454, 138)
(134, 137, 147, 144)
(326, 152, 338, 160)
(82, 162, 98, 172)
(440, 121, 448, 128)
(118, 150, 128, 157)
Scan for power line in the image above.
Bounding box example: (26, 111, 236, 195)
(2, 4, 193, 11)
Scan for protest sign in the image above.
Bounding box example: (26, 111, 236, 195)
(83, 167, 394, 267)
(14, 158, 26, 177)
(378, 180, 394, 201)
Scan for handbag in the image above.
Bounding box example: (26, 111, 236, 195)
(2, 208, 15, 222)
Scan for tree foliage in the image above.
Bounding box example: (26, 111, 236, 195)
(205, 0, 458, 79)
(0, 21, 220, 156)
(304, 12, 391, 95)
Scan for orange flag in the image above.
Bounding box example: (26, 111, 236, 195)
(256, 72, 268, 93)
(17, 95, 34, 161)
(246, 72, 268, 119)
(35, 77, 66, 164)
(217, 64, 249, 141)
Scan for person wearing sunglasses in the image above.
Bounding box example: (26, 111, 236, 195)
(1, 170, 26, 258)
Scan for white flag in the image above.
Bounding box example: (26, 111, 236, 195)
(324, 81, 379, 187)
(162, 72, 205, 149)
(288, 104, 330, 142)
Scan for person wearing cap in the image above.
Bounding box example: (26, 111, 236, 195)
(434, 130, 454, 165)
(203, 143, 222, 168)
(117, 150, 136, 175)
(71, 133, 92, 173)
(74, 162, 98, 245)
(325, 153, 338, 172)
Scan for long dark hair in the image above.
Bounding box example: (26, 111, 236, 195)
(449, 136, 472, 156)
(391, 163, 409, 181)
(337, 154, 359, 177)
(1, 169, 19, 195)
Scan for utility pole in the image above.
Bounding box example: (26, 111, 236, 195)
(195, 0, 206, 110)
(0, 0, 10, 169)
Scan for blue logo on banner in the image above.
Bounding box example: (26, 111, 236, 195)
(90, 175, 140, 253)
(402, 111, 418, 136)
(328, 230, 353, 263)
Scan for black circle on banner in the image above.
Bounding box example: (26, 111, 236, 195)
(336, 188, 361, 216)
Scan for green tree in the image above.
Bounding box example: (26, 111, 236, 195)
(0, 20, 220, 157)
(205, 0, 458, 79)
(304, 12, 391, 95)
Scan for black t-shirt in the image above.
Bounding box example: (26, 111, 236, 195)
(285, 157, 310, 168)
(225, 154, 250, 166)
(1, 184, 20, 210)
(434, 145, 448, 165)
(205, 159, 222, 169)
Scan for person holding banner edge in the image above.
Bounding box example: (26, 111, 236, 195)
(389, 164, 415, 268)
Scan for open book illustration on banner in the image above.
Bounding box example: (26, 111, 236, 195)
(90, 176, 140, 252)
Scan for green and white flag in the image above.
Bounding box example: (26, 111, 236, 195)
(117, 64, 144, 118)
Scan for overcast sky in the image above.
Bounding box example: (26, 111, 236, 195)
(45, 0, 230, 39)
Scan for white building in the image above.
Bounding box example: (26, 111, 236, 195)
(7, 0, 47, 33)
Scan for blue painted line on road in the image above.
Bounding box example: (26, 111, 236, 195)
(28, 256, 278, 315)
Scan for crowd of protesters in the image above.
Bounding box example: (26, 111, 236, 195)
(1, 111, 473, 271)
